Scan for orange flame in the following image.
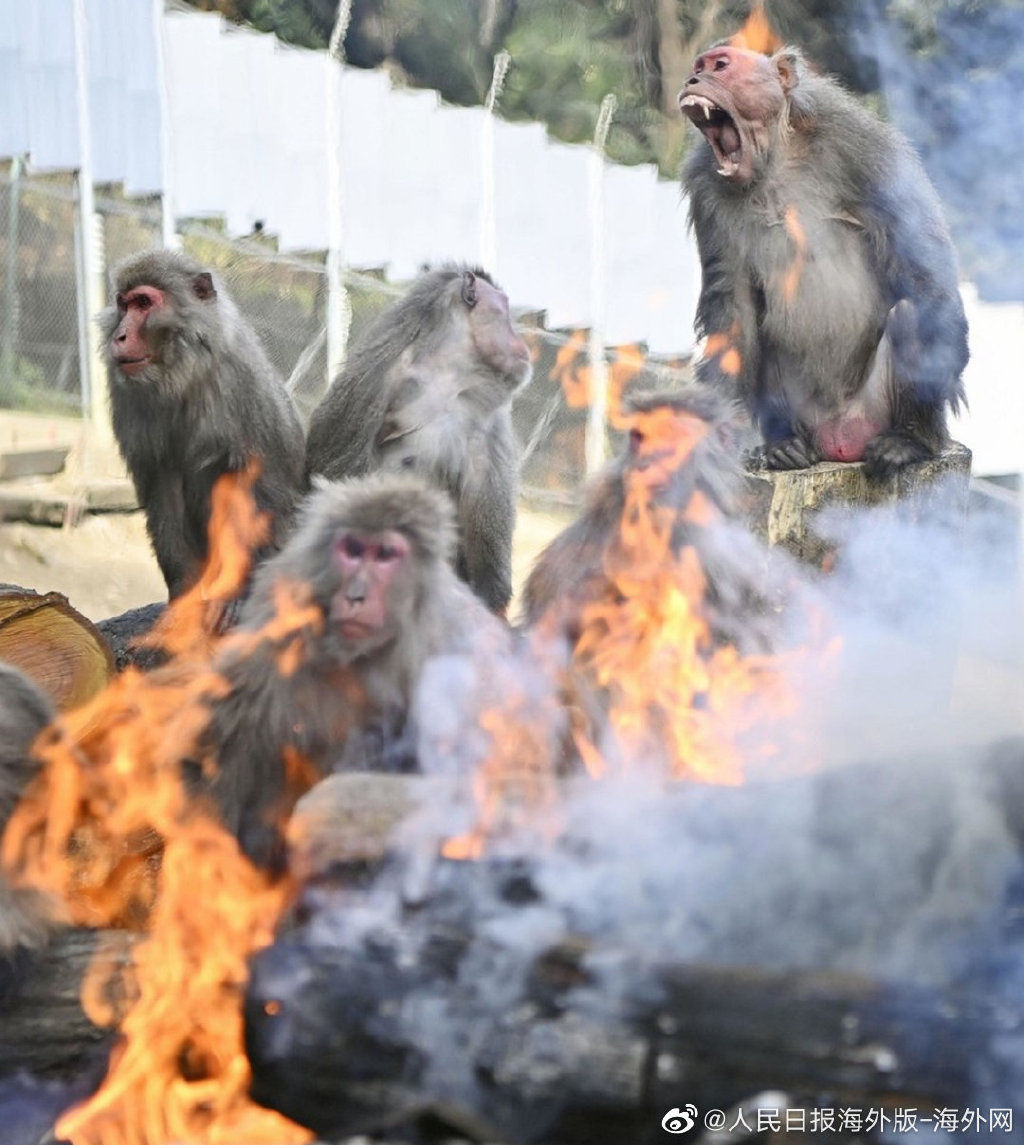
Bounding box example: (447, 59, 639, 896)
(1, 471, 314, 1145)
(571, 405, 796, 783)
(553, 333, 645, 419)
(441, 643, 564, 861)
(553, 330, 591, 409)
(142, 463, 272, 663)
(445, 388, 807, 859)
(703, 323, 743, 378)
(782, 204, 807, 303)
(731, 1, 783, 54)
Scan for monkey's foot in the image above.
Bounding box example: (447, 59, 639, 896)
(861, 431, 933, 480)
(752, 436, 821, 471)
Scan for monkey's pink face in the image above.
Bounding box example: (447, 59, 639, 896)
(466, 275, 533, 389)
(330, 530, 411, 652)
(110, 285, 166, 376)
(678, 46, 789, 184)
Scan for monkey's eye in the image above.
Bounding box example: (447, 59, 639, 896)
(629, 428, 645, 453)
(339, 535, 365, 560)
(376, 544, 403, 563)
(461, 273, 478, 308)
(714, 56, 728, 71)
(134, 294, 153, 311)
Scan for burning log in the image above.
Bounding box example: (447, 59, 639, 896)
(245, 874, 985, 1145)
(96, 602, 167, 672)
(743, 443, 972, 567)
(247, 742, 1024, 1143)
(0, 927, 131, 1078)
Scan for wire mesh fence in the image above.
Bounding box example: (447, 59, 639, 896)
(0, 167, 693, 504)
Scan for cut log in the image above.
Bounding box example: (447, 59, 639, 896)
(0, 588, 113, 710)
(96, 602, 167, 673)
(743, 443, 972, 568)
(288, 773, 432, 878)
(248, 744, 1024, 1142)
(246, 921, 988, 1145)
(0, 927, 126, 1078)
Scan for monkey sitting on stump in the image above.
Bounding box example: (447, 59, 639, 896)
(680, 44, 969, 478)
(305, 264, 533, 614)
(100, 250, 307, 603)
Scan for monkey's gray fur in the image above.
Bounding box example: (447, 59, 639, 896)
(682, 46, 968, 477)
(99, 249, 308, 600)
(0, 661, 56, 951)
(521, 384, 786, 654)
(305, 264, 532, 613)
(200, 473, 510, 868)
(521, 385, 742, 626)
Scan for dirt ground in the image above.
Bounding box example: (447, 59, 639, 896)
(0, 411, 570, 625)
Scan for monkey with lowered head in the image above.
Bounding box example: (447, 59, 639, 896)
(100, 250, 307, 602)
(680, 44, 968, 477)
(306, 264, 533, 614)
(199, 472, 511, 868)
(520, 384, 755, 637)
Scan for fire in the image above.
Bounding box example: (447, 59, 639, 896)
(782, 205, 807, 303)
(553, 333, 645, 419)
(441, 646, 564, 861)
(444, 350, 805, 862)
(0, 470, 314, 1145)
(703, 323, 743, 378)
(143, 463, 272, 662)
(571, 404, 794, 784)
(731, 1, 783, 54)
(553, 330, 591, 409)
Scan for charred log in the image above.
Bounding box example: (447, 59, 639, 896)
(247, 744, 1024, 1142)
(96, 603, 167, 673)
(245, 888, 989, 1145)
(0, 927, 127, 1079)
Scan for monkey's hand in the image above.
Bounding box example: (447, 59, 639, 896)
(862, 430, 934, 480)
(748, 435, 820, 471)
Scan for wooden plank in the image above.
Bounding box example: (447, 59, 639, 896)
(0, 479, 137, 525)
(0, 447, 70, 481)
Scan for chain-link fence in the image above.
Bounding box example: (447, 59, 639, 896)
(0, 170, 82, 415)
(0, 166, 693, 505)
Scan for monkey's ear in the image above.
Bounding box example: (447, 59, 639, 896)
(772, 49, 802, 94)
(192, 272, 217, 302)
(461, 271, 478, 309)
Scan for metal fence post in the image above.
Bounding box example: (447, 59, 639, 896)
(1, 157, 22, 396)
(585, 94, 616, 476)
(325, 0, 353, 393)
(480, 51, 511, 275)
(72, 0, 112, 441)
(154, 0, 178, 250)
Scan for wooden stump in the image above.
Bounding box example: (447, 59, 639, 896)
(743, 443, 973, 568)
(0, 588, 113, 710)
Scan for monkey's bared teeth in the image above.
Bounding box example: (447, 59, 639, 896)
(679, 94, 719, 120)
